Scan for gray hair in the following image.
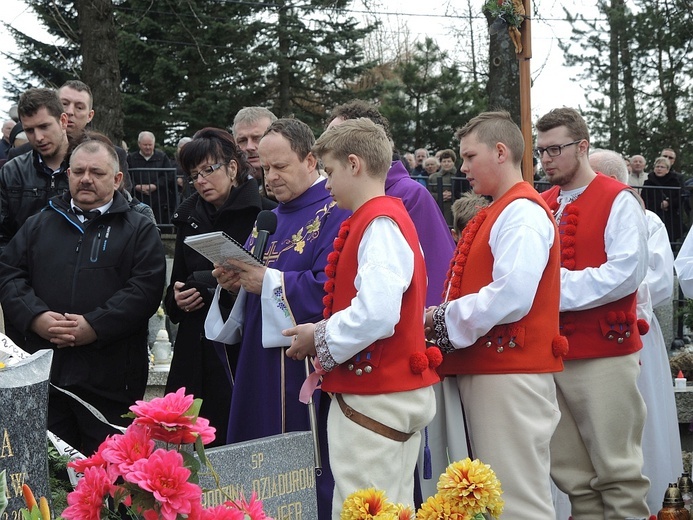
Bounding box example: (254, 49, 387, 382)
(589, 148, 628, 184)
(232, 107, 277, 135)
(138, 131, 155, 143)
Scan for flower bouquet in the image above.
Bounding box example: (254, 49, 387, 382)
(341, 458, 504, 520)
(61, 388, 271, 520)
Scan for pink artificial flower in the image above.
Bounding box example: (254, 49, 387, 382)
(101, 424, 155, 477)
(62, 466, 114, 520)
(130, 387, 216, 445)
(124, 449, 202, 520)
(130, 387, 194, 427)
(68, 437, 111, 473)
(199, 504, 246, 520)
(237, 492, 270, 520)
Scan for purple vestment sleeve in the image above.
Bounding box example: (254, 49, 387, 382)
(385, 161, 456, 306)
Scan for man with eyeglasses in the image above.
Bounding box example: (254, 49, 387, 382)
(537, 107, 650, 519)
(661, 147, 690, 217)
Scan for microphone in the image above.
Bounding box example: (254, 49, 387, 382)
(252, 210, 277, 263)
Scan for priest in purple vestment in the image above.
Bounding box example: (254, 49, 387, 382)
(205, 118, 350, 519)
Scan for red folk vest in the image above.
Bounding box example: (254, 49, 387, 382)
(438, 182, 565, 376)
(541, 174, 643, 360)
(321, 196, 440, 394)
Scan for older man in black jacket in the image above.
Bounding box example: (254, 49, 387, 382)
(0, 139, 166, 455)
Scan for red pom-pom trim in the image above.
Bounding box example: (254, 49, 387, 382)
(564, 224, 577, 236)
(637, 319, 650, 335)
(562, 236, 576, 247)
(410, 352, 429, 374)
(324, 263, 336, 278)
(562, 259, 576, 270)
(426, 347, 443, 368)
(333, 237, 346, 251)
(327, 251, 340, 264)
(626, 312, 636, 324)
(606, 311, 617, 325)
(552, 335, 569, 357)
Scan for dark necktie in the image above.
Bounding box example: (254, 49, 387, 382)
(74, 208, 101, 221)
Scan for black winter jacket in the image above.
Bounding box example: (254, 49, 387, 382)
(0, 190, 166, 402)
(0, 150, 70, 252)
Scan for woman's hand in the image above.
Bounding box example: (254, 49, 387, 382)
(174, 281, 204, 313)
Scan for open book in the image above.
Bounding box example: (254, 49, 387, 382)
(184, 231, 262, 270)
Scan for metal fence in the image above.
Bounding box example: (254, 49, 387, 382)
(128, 167, 181, 233)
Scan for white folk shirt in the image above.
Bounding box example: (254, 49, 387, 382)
(444, 198, 554, 349)
(559, 190, 648, 312)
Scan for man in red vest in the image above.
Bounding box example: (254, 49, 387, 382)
(538, 107, 650, 519)
(425, 111, 565, 519)
(285, 118, 439, 517)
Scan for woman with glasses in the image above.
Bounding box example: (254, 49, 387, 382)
(163, 127, 273, 446)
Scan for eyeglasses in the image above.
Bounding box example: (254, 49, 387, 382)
(189, 163, 224, 185)
(533, 140, 583, 159)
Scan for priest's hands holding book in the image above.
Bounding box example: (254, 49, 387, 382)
(212, 258, 267, 295)
(283, 323, 317, 360)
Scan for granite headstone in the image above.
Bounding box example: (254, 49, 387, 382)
(197, 431, 318, 520)
(0, 348, 53, 517)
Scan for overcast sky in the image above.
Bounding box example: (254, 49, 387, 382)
(0, 0, 591, 124)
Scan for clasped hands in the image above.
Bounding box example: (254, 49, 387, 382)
(212, 259, 267, 295)
(32, 311, 97, 348)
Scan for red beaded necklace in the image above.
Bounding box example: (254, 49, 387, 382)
(442, 208, 489, 301)
(322, 220, 351, 318)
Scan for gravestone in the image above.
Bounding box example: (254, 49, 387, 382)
(197, 431, 318, 520)
(0, 348, 53, 518)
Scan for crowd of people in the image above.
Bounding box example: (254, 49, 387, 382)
(2, 83, 693, 520)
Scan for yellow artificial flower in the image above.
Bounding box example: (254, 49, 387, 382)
(416, 494, 472, 520)
(436, 458, 504, 518)
(341, 488, 398, 520)
(394, 504, 415, 520)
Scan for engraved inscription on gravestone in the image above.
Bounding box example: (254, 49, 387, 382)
(0, 349, 53, 519)
(197, 431, 318, 520)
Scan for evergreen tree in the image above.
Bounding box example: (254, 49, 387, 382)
(253, 0, 377, 132)
(561, 0, 693, 166)
(4, 0, 377, 145)
(377, 38, 487, 153)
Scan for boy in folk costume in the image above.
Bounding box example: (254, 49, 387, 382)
(424, 111, 566, 520)
(284, 118, 440, 518)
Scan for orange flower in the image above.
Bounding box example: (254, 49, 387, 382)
(341, 488, 398, 520)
